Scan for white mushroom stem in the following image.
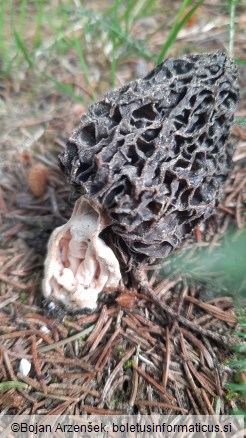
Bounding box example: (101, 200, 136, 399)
(42, 197, 122, 310)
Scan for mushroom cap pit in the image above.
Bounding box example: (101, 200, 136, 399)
(59, 52, 239, 267)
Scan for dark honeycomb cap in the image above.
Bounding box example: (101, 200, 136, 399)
(59, 52, 239, 267)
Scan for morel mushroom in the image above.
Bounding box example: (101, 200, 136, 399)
(43, 51, 239, 310)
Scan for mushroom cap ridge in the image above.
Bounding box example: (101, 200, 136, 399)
(59, 52, 239, 267)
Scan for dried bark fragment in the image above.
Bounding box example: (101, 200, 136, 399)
(59, 52, 239, 267)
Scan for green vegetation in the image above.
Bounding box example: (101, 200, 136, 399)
(0, 381, 28, 391)
(166, 228, 246, 297)
(225, 309, 246, 419)
(157, 0, 204, 63)
(0, 0, 245, 412)
(228, 0, 241, 58)
(0, 1, 245, 124)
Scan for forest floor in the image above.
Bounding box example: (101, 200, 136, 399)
(0, 0, 246, 416)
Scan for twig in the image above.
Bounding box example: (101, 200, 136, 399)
(0, 329, 56, 346)
(186, 388, 200, 415)
(236, 192, 243, 229)
(0, 273, 31, 291)
(37, 325, 95, 353)
(81, 306, 108, 354)
(180, 334, 209, 414)
(0, 294, 19, 309)
(82, 406, 122, 415)
(89, 317, 113, 353)
(135, 399, 188, 413)
(162, 327, 170, 389)
(132, 363, 175, 402)
(187, 362, 216, 396)
(228, 0, 237, 58)
(25, 313, 60, 341)
(106, 375, 130, 403)
(32, 335, 47, 394)
(122, 315, 157, 346)
(134, 270, 231, 347)
(201, 388, 218, 416)
(95, 326, 121, 371)
(16, 373, 43, 391)
(185, 295, 236, 325)
(179, 327, 214, 368)
(100, 347, 136, 403)
(129, 345, 140, 407)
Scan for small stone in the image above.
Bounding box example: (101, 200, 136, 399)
(19, 358, 31, 376)
(40, 325, 50, 334)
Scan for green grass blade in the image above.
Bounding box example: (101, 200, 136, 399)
(227, 360, 246, 368)
(225, 383, 246, 392)
(235, 118, 246, 127)
(73, 37, 96, 101)
(228, 0, 240, 58)
(19, 0, 27, 36)
(14, 30, 33, 68)
(122, 0, 137, 32)
(141, 0, 158, 17)
(111, 0, 121, 87)
(165, 228, 246, 295)
(232, 344, 246, 353)
(235, 58, 246, 65)
(46, 75, 84, 104)
(73, 37, 90, 85)
(0, 381, 28, 391)
(226, 307, 246, 417)
(120, 0, 157, 34)
(38, 325, 95, 353)
(78, 7, 154, 62)
(0, 0, 7, 55)
(101, 16, 154, 61)
(156, 0, 204, 64)
(214, 397, 221, 415)
(127, 0, 149, 27)
(33, 0, 45, 48)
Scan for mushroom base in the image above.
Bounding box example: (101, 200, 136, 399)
(42, 197, 122, 310)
